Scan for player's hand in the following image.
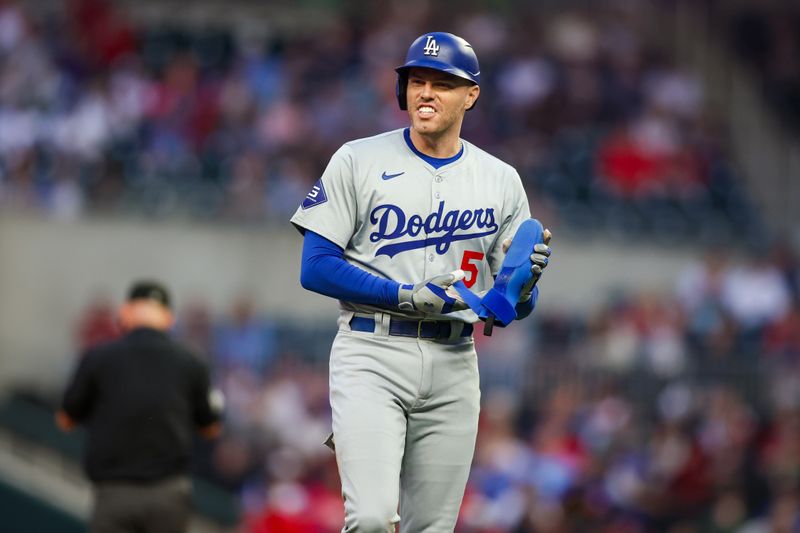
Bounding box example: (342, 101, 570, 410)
(398, 270, 469, 314)
(55, 410, 76, 432)
(502, 228, 552, 302)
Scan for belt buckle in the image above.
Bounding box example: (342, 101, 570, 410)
(417, 319, 439, 339)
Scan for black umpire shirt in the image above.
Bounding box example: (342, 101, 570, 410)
(62, 327, 220, 483)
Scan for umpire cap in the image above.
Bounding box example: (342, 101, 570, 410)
(127, 280, 172, 309)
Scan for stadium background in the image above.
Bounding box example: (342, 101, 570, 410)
(0, 0, 799, 531)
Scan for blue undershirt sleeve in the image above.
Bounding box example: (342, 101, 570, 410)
(300, 231, 401, 306)
(515, 286, 538, 320)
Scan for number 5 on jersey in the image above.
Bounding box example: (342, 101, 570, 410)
(460, 250, 484, 288)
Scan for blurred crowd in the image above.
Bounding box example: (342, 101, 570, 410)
(71, 244, 800, 532)
(0, 0, 757, 242)
(728, 2, 800, 133)
(458, 244, 800, 533)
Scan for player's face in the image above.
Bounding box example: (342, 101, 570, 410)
(406, 68, 480, 138)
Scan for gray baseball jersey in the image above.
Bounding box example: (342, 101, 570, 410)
(291, 127, 531, 532)
(290, 128, 531, 319)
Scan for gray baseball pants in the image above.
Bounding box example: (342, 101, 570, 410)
(329, 313, 481, 532)
(90, 476, 191, 533)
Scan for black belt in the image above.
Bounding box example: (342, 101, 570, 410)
(350, 316, 473, 339)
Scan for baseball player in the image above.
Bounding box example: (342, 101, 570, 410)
(290, 32, 551, 532)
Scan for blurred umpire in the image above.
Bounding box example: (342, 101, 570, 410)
(56, 280, 223, 533)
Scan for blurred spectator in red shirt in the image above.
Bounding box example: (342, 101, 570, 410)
(75, 293, 120, 350)
(66, 0, 136, 69)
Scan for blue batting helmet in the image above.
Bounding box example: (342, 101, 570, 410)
(395, 32, 481, 111)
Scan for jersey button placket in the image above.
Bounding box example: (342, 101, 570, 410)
(424, 174, 439, 277)
(429, 174, 442, 268)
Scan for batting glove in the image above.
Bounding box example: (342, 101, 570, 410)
(398, 270, 468, 314)
(501, 228, 552, 303)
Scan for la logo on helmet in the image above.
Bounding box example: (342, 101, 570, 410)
(423, 35, 440, 56)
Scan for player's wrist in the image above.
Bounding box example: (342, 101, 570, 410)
(397, 284, 415, 311)
(515, 289, 536, 320)
(384, 280, 403, 306)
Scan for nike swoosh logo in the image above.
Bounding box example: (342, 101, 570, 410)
(381, 171, 405, 181)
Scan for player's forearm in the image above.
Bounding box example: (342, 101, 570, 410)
(301, 231, 400, 306)
(301, 255, 400, 305)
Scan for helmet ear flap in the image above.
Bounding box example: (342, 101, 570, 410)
(396, 72, 408, 111)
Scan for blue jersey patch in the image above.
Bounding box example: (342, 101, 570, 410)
(302, 179, 328, 210)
